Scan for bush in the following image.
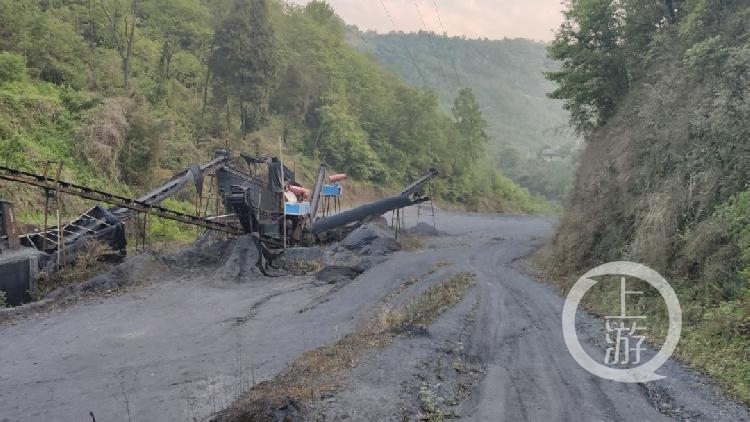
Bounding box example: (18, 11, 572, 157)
(0, 290, 5, 308)
(0, 52, 26, 83)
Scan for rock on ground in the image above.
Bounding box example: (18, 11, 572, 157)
(314, 265, 364, 285)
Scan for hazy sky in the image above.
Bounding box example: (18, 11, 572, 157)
(286, 0, 565, 41)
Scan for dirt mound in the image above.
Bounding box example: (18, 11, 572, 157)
(45, 253, 164, 301)
(160, 232, 234, 268)
(341, 223, 400, 256)
(404, 222, 444, 237)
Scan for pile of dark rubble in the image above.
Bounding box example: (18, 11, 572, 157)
(1, 221, 440, 317)
(403, 222, 445, 237)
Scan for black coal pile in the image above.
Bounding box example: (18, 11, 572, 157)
(160, 232, 234, 268)
(214, 235, 262, 282)
(341, 223, 400, 256)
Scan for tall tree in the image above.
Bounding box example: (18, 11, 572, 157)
(545, 0, 670, 133)
(140, 0, 210, 80)
(452, 87, 488, 172)
(545, 0, 629, 133)
(99, 0, 138, 88)
(210, 0, 278, 133)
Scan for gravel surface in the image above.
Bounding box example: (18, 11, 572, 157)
(0, 209, 747, 421)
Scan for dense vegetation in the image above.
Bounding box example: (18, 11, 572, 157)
(0, 0, 547, 219)
(352, 30, 580, 201)
(545, 0, 750, 401)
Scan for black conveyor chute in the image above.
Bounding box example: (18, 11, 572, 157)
(110, 155, 229, 221)
(312, 194, 416, 235)
(21, 205, 126, 260)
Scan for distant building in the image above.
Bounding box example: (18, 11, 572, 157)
(540, 147, 564, 161)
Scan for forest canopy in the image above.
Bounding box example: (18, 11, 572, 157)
(354, 30, 580, 202)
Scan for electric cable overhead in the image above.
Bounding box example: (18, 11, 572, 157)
(378, 0, 429, 87)
(413, 0, 450, 87)
(432, 0, 462, 87)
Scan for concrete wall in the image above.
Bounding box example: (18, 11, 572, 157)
(0, 249, 40, 306)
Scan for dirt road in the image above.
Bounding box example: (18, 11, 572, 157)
(1, 211, 748, 421)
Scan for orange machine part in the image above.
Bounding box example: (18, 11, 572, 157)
(328, 174, 348, 183)
(287, 185, 311, 198)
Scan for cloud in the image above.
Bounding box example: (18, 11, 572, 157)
(286, 0, 564, 41)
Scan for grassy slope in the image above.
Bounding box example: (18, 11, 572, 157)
(0, 79, 125, 218)
(0, 77, 208, 243)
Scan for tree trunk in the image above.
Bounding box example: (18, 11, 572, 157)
(122, 59, 129, 89)
(87, 0, 98, 89)
(124, 0, 136, 88)
(225, 91, 231, 133)
(99, 0, 138, 89)
(200, 42, 214, 120)
(240, 101, 247, 134)
(665, 0, 676, 23)
(201, 68, 211, 120)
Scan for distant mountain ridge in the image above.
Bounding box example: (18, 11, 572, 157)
(347, 29, 579, 159)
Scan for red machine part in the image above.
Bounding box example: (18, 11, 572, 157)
(328, 173, 348, 183)
(287, 185, 311, 198)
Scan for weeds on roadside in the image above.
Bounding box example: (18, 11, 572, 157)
(398, 235, 425, 251)
(215, 272, 477, 422)
(34, 238, 113, 298)
(377, 272, 476, 332)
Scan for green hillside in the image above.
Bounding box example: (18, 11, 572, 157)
(0, 0, 548, 228)
(544, 0, 750, 402)
(349, 30, 580, 200)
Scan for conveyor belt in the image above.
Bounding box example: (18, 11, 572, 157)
(400, 168, 439, 196)
(111, 155, 230, 220)
(0, 165, 242, 235)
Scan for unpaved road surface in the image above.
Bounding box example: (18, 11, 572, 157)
(1, 211, 748, 421)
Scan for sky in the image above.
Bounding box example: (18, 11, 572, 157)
(286, 0, 565, 41)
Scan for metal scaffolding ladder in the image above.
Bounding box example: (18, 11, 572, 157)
(416, 183, 437, 230)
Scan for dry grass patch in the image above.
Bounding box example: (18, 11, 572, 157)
(399, 235, 426, 251)
(214, 272, 476, 422)
(379, 272, 476, 331)
(33, 238, 114, 298)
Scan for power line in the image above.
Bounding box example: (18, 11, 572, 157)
(432, 0, 462, 87)
(377, 0, 429, 87)
(413, 0, 450, 87)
